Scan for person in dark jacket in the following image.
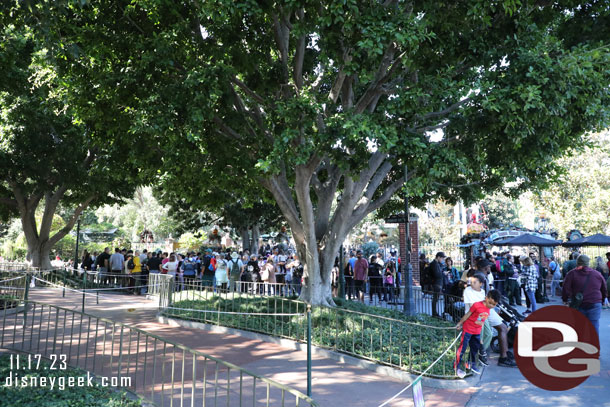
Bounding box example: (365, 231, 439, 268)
(429, 252, 446, 318)
(367, 255, 383, 302)
(562, 254, 607, 336)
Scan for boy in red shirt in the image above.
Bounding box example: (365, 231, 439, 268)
(454, 289, 501, 377)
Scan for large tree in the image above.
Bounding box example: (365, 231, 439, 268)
(0, 3, 153, 268)
(21, 1, 610, 304)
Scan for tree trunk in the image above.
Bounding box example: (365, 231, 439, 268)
(12, 185, 93, 270)
(296, 232, 341, 307)
(251, 224, 261, 255)
(261, 155, 405, 307)
(26, 242, 53, 270)
(21, 214, 53, 269)
(240, 227, 251, 252)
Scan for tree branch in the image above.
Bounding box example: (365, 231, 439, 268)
(47, 194, 96, 248)
(213, 116, 242, 140)
(416, 121, 449, 133)
(231, 77, 265, 105)
(354, 42, 397, 114)
(328, 50, 352, 104)
(272, 12, 290, 82)
(293, 8, 306, 90)
(418, 97, 473, 121)
(363, 160, 393, 201)
(259, 164, 303, 241)
(39, 185, 69, 242)
(341, 75, 354, 110)
(230, 87, 258, 139)
(432, 180, 483, 188)
(353, 151, 389, 199)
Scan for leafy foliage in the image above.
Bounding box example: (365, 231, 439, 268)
(481, 193, 523, 230)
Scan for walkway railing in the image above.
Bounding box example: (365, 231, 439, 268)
(1, 300, 316, 407)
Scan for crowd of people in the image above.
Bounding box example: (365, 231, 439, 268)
(335, 249, 402, 304)
(78, 246, 305, 295)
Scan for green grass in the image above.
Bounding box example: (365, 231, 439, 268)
(163, 292, 460, 378)
(0, 354, 143, 407)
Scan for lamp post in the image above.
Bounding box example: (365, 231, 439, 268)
(337, 196, 345, 299)
(403, 164, 415, 316)
(74, 218, 81, 272)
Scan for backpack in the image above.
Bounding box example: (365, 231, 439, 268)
(127, 258, 135, 271)
(183, 261, 196, 276)
(421, 264, 433, 285)
(230, 260, 240, 278)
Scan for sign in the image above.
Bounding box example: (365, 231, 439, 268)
(385, 213, 418, 224)
(412, 377, 425, 407)
(514, 305, 600, 391)
(385, 213, 406, 224)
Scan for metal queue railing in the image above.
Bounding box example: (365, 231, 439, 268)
(0, 268, 316, 406)
(0, 300, 316, 407)
(4, 266, 462, 379)
(160, 278, 461, 379)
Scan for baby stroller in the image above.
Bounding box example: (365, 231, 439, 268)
(490, 296, 525, 354)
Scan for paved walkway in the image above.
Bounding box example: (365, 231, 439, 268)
(25, 288, 610, 407)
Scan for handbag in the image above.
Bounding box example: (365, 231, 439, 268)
(261, 267, 269, 281)
(569, 271, 592, 309)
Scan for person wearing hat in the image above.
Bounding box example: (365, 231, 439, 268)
(429, 252, 446, 318)
(562, 254, 607, 336)
(227, 252, 244, 292)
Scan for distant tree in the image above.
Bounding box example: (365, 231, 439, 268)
(482, 194, 523, 230)
(533, 131, 610, 237)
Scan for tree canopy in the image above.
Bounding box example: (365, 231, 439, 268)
(3, 1, 609, 303)
(0, 2, 153, 267)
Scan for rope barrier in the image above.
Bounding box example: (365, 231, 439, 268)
(377, 333, 461, 407)
(32, 276, 158, 301)
(164, 306, 305, 317)
(0, 285, 26, 290)
(0, 276, 26, 284)
(82, 284, 159, 292)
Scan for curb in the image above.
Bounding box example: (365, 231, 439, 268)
(157, 314, 482, 390)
